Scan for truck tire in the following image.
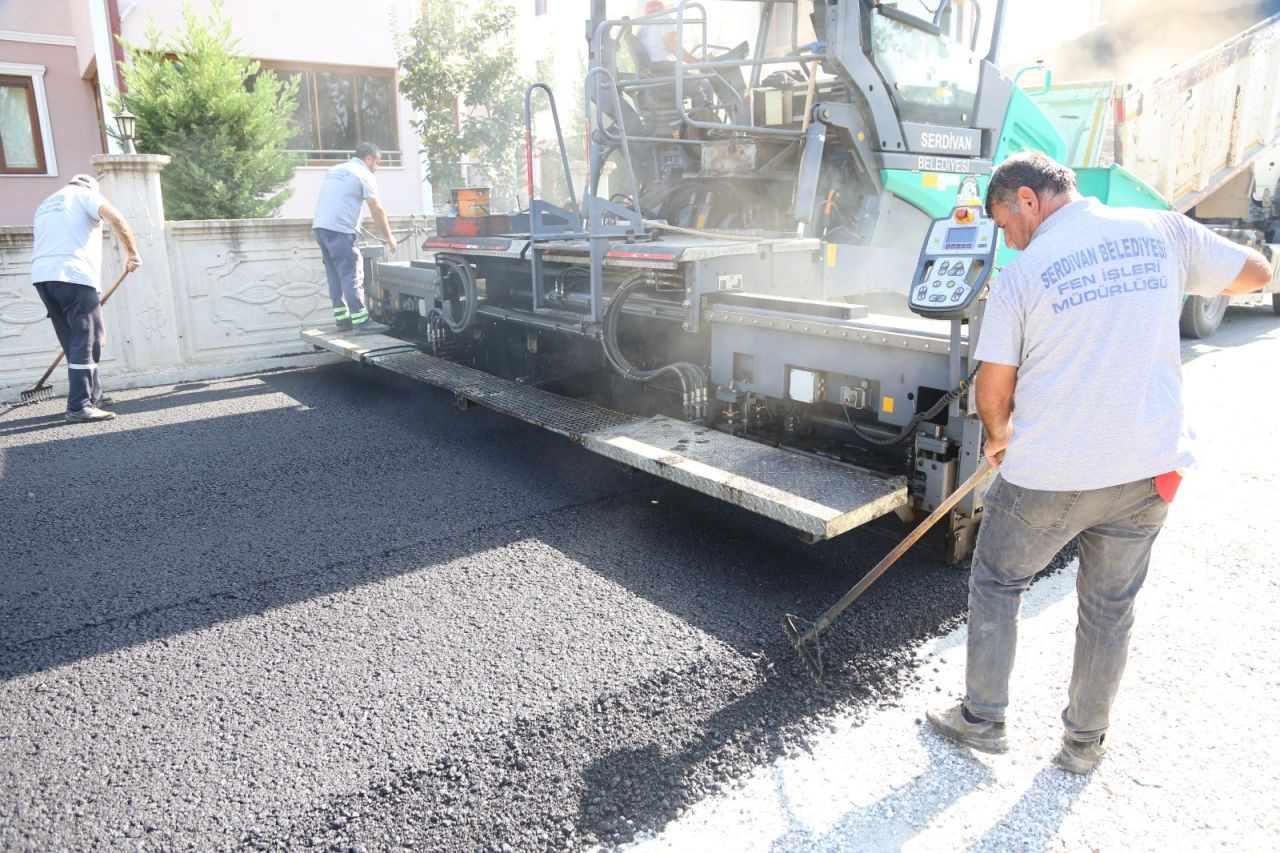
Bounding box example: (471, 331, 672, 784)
(1179, 294, 1228, 338)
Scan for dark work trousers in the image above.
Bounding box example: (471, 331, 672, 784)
(313, 228, 368, 324)
(34, 281, 105, 412)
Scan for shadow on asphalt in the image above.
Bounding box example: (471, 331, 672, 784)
(0, 364, 638, 677)
(1, 359, 986, 681)
(3, 359, 1078, 850)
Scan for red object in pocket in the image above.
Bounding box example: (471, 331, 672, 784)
(1154, 470, 1182, 503)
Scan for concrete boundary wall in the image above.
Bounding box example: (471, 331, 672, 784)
(0, 154, 432, 402)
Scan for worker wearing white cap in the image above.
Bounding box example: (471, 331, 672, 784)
(30, 173, 142, 422)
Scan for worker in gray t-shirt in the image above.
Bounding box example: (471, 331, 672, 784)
(926, 151, 1272, 774)
(313, 142, 397, 335)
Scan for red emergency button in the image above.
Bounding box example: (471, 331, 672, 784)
(954, 207, 974, 224)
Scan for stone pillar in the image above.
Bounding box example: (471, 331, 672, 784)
(91, 153, 185, 377)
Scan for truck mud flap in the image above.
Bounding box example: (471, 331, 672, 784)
(302, 328, 908, 540)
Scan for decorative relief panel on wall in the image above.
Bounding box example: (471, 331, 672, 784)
(175, 228, 333, 360)
(0, 231, 128, 385)
(0, 214, 431, 399)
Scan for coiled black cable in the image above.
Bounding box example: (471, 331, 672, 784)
(433, 255, 478, 334)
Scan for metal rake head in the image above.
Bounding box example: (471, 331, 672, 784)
(17, 384, 56, 406)
(783, 612, 825, 683)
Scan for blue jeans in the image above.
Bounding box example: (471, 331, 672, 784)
(964, 474, 1169, 742)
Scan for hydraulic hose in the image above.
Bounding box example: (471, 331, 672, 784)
(434, 255, 478, 334)
(602, 271, 708, 417)
(845, 363, 981, 447)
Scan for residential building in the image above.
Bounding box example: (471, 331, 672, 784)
(0, 0, 428, 225)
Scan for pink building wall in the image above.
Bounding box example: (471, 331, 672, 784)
(0, 40, 104, 224)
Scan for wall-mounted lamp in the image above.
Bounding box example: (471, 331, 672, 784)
(114, 107, 136, 154)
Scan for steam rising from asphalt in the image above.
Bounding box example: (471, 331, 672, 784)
(1026, 0, 1275, 80)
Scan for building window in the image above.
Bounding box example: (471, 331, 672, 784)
(263, 64, 400, 167)
(0, 68, 53, 175)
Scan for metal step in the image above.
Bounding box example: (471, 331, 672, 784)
(582, 417, 907, 540)
(302, 327, 909, 540)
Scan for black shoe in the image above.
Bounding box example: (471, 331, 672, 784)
(336, 318, 353, 332)
(352, 320, 390, 335)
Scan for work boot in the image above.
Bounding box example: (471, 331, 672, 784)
(1055, 734, 1106, 774)
(925, 703, 1009, 754)
(352, 320, 390, 335)
(335, 318, 353, 332)
(92, 394, 114, 408)
(66, 405, 116, 423)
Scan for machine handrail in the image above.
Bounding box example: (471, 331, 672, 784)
(524, 82, 581, 228)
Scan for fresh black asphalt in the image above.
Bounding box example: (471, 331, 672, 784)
(1, 360, 1017, 851)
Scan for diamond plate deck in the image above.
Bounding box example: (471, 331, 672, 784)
(302, 328, 909, 540)
(582, 417, 908, 539)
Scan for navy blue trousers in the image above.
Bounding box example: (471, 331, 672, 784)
(34, 281, 105, 412)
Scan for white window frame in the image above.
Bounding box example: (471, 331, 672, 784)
(0, 61, 58, 178)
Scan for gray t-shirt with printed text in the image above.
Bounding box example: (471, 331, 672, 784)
(313, 158, 378, 234)
(974, 198, 1249, 490)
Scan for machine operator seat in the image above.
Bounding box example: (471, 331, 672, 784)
(590, 23, 647, 137)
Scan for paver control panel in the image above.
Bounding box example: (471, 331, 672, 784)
(908, 204, 997, 320)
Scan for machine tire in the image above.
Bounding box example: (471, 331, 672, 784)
(1179, 294, 1228, 338)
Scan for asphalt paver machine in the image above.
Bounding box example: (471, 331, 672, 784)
(303, 0, 1089, 564)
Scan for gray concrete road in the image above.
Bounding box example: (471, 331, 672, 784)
(2, 302, 1275, 851)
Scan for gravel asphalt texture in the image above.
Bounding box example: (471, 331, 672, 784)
(2, 303, 1276, 851)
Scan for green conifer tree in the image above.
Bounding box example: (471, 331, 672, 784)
(112, 1, 299, 220)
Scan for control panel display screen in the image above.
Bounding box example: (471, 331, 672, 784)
(944, 226, 978, 250)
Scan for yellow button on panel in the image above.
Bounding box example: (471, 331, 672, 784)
(882, 396, 895, 414)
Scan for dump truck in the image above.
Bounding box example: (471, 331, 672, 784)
(1023, 8, 1280, 336)
(304, 1, 1280, 564)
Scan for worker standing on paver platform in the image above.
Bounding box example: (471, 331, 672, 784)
(313, 142, 397, 335)
(926, 151, 1273, 773)
(31, 174, 141, 423)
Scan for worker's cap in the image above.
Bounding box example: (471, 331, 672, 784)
(68, 174, 100, 194)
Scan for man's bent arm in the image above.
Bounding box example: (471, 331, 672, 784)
(99, 203, 142, 272)
(366, 196, 397, 253)
(1220, 248, 1273, 295)
(976, 361, 1018, 467)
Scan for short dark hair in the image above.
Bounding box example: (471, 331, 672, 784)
(355, 142, 380, 161)
(985, 150, 1076, 215)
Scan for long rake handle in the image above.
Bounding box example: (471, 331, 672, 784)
(809, 458, 994, 636)
(28, 268, 130, 390)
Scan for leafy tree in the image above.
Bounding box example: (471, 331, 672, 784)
(398, 0, 528, 211)
(112, 1, 299, 220)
